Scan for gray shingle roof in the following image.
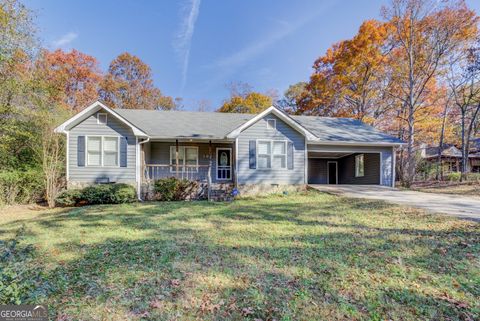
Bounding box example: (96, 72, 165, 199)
(114, 109, 403, 144)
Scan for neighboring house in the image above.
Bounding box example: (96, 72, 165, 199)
(55, 101, 404, 200)
(420, 143, 480, 174)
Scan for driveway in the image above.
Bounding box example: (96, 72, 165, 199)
(310, 184, 480, 222)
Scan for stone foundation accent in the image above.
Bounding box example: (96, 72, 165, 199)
(67, 181, 136, 190)
(236, 184, 306, 197)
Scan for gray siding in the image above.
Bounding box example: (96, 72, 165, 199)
(237, 114, 306, 185)
(69, 111, 137, 183)
(307, 145, 394, 187)
(147, 142, 233, 183)
(338, 153, 380, 184)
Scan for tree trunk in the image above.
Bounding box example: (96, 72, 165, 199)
(436, 101, 449, 180)
(460, 110, 466, 182)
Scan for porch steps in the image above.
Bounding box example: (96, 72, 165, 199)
(209, 189, 233, 202)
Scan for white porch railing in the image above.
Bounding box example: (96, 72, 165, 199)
(143, 164, 211, 182)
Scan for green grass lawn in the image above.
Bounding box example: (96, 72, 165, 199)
(0, 191, 479, 320)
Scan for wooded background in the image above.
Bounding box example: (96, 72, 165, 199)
(1, 0, 479, 207)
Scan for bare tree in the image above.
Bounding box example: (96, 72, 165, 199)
(382, 0, 478, 186)
(448, 42, 480, 180)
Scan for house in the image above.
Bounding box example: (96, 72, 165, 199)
(54, 101, 404, 200)
(420, 143, 480, 174)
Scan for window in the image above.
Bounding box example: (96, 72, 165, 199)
(97, 113, 107, 125)
(86, 136, 119, 167)
(170, 146, 198, 172)
(266, 119, 276, 130)
(87, 136, 102, 166)
(257, 141, 271, 169)
(103, 137, 119, 166)
(257, 140, 287, 169)
(355, 154, 365, 177)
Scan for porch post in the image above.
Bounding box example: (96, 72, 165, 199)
(232, 140, 236, 186)
(176, 139, 179, 178)
(208, 140, 212, 201)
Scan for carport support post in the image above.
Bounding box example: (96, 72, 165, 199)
(176, 140, 179, 178)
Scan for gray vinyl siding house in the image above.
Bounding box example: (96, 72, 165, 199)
(55, 101, 403, 199)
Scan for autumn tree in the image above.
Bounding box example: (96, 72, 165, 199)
(382, 0, 478, 186)
(298, 20, 391, 124)
(218, 82, 273, 113)
(447, 40, 480, 180)
(278, 82, 307, 114)
(35, 49, 102, 112)
(99, 52, 175, 110)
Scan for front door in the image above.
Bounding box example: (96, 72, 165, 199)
(327, 161, 337, 184)
(216, 148, 232, 180)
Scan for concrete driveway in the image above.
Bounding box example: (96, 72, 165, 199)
(310, 184, 480, 222)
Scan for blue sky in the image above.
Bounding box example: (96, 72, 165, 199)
(26, 0, 480, 111)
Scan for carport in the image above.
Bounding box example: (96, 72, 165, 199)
(306, 144, 395, 187)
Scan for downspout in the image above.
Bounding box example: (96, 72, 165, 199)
(137, 137, 150, 201)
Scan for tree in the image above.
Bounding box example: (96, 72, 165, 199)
(278, 82, 307, 114)
(218, 92, 272, 113)
(382, 0, 478, 186)
(99, 52, 175, 110)
(35, 49, 102, 112)
(447, 41, 480, 180)
(298, 20, 391, 124)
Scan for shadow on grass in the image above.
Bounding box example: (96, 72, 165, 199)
(2, 194, 479, 320)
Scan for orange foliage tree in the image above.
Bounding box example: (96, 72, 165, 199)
(35, 49, 102, 112)
(99, 52, 175, 110)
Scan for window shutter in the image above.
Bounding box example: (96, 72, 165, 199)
(77, 136, 85, 167)
(120, 137, 128, 167)
(249, 140, 256, 169)
(287, 141, 294, 170)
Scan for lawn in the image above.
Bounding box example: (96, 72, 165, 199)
(0, 192, 479, 320)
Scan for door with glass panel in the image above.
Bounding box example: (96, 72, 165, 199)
(216, 148, 232, 180)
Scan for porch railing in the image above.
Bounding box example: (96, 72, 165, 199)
(143, 164, 211, 182)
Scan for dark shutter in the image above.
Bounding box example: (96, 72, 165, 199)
(287, 141, 294, 170)
(77, 136, 85, 167)
(120, 137, 128, 167)
(249, 140, 256, 169)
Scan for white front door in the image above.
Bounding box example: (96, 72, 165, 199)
(216, 148, 232, 180)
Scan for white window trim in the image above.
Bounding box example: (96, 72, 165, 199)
(266, 119, 276, 130)
(85, 135, 120, 168)
(355, 154, 365, 177)
(169, 146, 199, 173)
(256, 139, 287, 170)
(216, 148, 232, 180)
(97, 113, 108, 125)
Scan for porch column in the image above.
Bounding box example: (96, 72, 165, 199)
(232, 140, 236, 186)
(176, 139, 179, 178)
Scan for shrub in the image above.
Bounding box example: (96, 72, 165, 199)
(0, 169, 44, 205)
(55, 189, 83, 207)
(154, 177, 200, 201)
(446, 172, 461, 182)
(55, 183, 136, 206)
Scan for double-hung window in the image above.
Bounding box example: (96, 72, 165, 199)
(87, 136, 119, 167)
(170, 146, 198, 172)
(257, 140, 287, 169)
(355, 154, 365, 177)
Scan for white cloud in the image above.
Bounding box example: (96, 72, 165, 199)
(174, 0, 201, 90)
(51, 32, 78, 48)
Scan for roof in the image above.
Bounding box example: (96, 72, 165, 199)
(291, 116, 403, 144)
(423, 145, 462, 158)
(115, 108, 403, 144)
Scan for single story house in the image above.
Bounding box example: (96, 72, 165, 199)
(55, 101, 404, 200)
(420, 143, 480, 174)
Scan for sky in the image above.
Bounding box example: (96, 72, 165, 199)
(25, 0, 480, 111)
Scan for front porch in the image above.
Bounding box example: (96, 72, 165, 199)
(139, 140, 236, 200)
